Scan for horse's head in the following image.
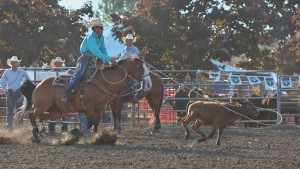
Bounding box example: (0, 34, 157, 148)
(118, 55, 144, 81)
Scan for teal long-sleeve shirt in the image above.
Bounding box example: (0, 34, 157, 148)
(80, 32, 110, 63)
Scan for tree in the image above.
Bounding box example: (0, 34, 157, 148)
(109, 0, 298, 73)
(0, 0, 93, 67)
(95, 0, 136, 22)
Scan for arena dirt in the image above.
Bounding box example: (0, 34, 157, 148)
(0, 124, 299, 169)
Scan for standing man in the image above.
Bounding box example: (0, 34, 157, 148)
(61, 18, 117, 103)
(1, 56, 30, 132)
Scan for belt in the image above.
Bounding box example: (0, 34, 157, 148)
(9, 89, 20, 92)
(82, 55, 101, 64)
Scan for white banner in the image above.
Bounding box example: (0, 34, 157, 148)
(264, 77, 276, 90)
(228, 75, 242, 85)
(247, 76, 261, 85)
(280, 77, 292, 88)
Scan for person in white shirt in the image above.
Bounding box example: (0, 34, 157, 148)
(0, 56, 30, 131)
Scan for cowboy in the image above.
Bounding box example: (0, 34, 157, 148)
(61, 18, 117, 103)
(117, 34, 152, 103)
(0, 56, 30, 132)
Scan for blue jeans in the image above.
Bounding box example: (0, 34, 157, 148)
(63, 56, 93, 94)
(80, 113, 88, 129)
(48, 116, 68, 132)
(6, 90, 23, 129)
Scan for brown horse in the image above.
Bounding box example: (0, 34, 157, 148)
(20, 56, 144, 143)
(108, 72, 164, 133)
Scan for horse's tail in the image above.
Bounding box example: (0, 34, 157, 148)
(20, 79, 36, 114)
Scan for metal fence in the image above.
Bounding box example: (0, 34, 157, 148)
(0, 68, 299, 129)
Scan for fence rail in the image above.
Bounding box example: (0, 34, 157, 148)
(1, 69, 300, 129)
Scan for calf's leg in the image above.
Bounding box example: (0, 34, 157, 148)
(197, 126, 217, 143)
(216, 127, 224, 145)
(181, 118, 191, 139)
(191, 120, 206, 137)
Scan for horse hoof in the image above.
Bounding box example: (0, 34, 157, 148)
(31, 136, 41, 143)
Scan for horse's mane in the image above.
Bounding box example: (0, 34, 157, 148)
(101, 55, 140, 72)
(118, 55, 139, 66)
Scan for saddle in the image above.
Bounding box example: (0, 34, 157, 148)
(52, 74, 72, 87)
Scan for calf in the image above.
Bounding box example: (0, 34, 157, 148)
(181, 100, 258, 145)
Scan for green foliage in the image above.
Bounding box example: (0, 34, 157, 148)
(96, 0, 136, 22)
(108, 0, 298, 74)
(0, 0, 93, 67)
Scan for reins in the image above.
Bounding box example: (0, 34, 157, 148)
(89, 62, 143, 97)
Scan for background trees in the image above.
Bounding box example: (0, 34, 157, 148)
(0, 0, 299, 75)
(0, 0, 93, 67)
(109, 0, 299, 74)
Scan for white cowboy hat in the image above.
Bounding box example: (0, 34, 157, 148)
(7, 56, 21, 67)
(88, 18, 103, 28)
(50, 57, 65, 68)
(122, 34, 137, 43)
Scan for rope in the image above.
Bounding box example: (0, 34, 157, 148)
(137, 57, 283, 128)
(100, 66, 127, 84)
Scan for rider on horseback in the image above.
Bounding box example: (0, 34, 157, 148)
(117, 34, 152, 103)
(61, 18, 117, 103)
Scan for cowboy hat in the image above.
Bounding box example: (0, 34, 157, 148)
(88, 18, 103, 28)
(122, 34, 137, 43)
(7, 56, 21, 67)
(50, 57, 65, 68)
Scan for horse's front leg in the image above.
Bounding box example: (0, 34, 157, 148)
(110, 104, 118, 131)
(115, 99, 124, 132)
(153, 108, 161, 133)
(28, 112, 40, 143)
(92, 108, 105, 134)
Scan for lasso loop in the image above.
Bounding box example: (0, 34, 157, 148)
(100, 66, 127, 84)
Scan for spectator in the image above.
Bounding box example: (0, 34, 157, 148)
(48, 57, 68, 135)
(65, 53, 76, 67)
(184, 73, 192, 91)
(29, 60, 38, 68)
(0, 56, 30, 132)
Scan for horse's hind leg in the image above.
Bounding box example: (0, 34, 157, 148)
(28, 112, 40, 143)
(147, 95, 162, 133)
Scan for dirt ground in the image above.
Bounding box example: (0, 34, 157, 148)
(0, 124, 299, 169)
